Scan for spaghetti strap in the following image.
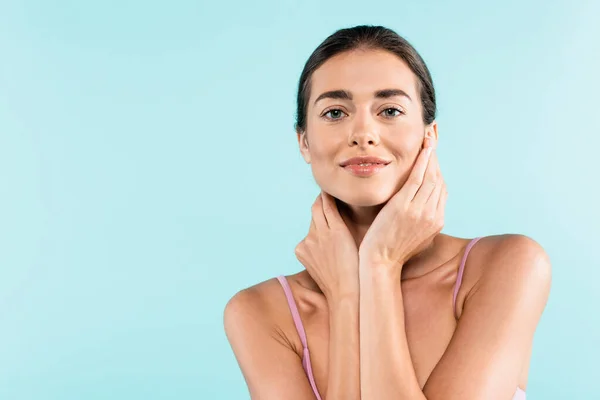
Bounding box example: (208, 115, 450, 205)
(452, 237, 484, 319)
(276, 275, 308, 349)
(276, 275, 323, 400)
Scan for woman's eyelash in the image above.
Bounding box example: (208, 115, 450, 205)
(321, 107, 404, 120)
(321, 108, 347, 120)
(380, 107, 404, 118)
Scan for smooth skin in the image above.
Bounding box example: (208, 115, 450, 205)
(224, 48, 551, 399)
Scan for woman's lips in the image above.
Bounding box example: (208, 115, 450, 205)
(342, 163, 388, 177)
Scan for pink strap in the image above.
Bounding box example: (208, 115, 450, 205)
(276, 275, 323, 400)
(452, 236, 483, 319)
(276, 276, 308, 349)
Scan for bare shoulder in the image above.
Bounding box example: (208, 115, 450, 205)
(423, 235, 552, 396)
(224, 276, 290, 338)
(455, 234, 552, 319)
(223, 275, 305, 355)
(476, 234, 551, 287)
(223, 277, 280, 319)
(479, 233, 551, 295)
(223, 275, 316, 399)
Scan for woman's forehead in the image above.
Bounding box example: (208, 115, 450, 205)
(309, 49, 418, 103)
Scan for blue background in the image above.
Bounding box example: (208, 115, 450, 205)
(1, 0, 598, 398)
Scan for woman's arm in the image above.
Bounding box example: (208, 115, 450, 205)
(325, 293, 360, 399)
(422, 235, 551, 398)
(359, 234, 552, 400)
(224, 284, 360, 400)
(359, 262, 423, 399)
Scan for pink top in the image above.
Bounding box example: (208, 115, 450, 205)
(276, 236, 527, 400)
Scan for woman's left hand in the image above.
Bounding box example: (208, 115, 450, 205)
(358, 141, 448, 269)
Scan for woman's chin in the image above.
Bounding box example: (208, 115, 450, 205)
(334, 191, 394, 207)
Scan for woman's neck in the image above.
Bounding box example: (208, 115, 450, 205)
(336, 199, 383, 248)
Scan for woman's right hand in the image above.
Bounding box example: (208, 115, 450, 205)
(294, 191, 360, 301)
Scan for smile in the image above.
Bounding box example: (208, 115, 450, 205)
(342, 163, 388, 177)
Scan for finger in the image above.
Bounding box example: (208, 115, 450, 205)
(437, 181, 448, 217)
(432, 153, 445, 205)
(412, 149, 438, 206)
(309, 215, 317, 233)
(311, 193, 328, 230)
(428, 151, 444, 203)
(422, 160, 443, 222)
(434, 183, 448, 232)
(400, 145, 434, 202)
(425, 176, 444, 217)
(320, 191, 341, 228)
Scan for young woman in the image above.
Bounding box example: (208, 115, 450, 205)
(224, 25, 551, 400)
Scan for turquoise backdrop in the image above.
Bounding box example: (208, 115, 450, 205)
(1, 0, 598, 398)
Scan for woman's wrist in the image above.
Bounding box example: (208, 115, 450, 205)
(326, 282, 359, 305)
(359, 258, 403, 282)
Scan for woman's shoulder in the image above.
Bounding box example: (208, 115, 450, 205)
(461, 233, 549, 274)
(452, 233, 551, 319)
(475, 234, 551, 282)
(223, 273, 308, 354)
(443, 233, 548, 268)
(224, 275, 292, 322)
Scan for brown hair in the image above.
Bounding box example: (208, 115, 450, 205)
(295, 25, 436, 133)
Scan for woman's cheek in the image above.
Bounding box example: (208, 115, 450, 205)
(310, 161, 334, 190)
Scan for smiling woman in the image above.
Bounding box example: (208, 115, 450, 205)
(223, 25, 551, 400)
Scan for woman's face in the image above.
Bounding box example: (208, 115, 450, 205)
(298, 48, 438, 207)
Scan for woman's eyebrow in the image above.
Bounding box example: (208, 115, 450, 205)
(313, 88, 412, 106)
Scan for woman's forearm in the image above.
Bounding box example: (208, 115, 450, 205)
(325, 294, 360, 400)
(359, 265, 426, 400)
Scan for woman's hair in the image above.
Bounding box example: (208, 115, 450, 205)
(295, 25, 436, 133)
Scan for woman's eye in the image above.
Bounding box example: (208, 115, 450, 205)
(381, 107, 403, 118)
(323, 109, 346, 120)
(322, 107, 403, 121)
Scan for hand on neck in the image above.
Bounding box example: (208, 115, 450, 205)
(336, 198, 385, 249)
(336, 197, 438, 278)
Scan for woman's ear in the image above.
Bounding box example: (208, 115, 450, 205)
(297, 131, 311, 163)
(423, 121, 439, 149)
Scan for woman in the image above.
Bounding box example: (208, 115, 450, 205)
(224, 25, 551, 400)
